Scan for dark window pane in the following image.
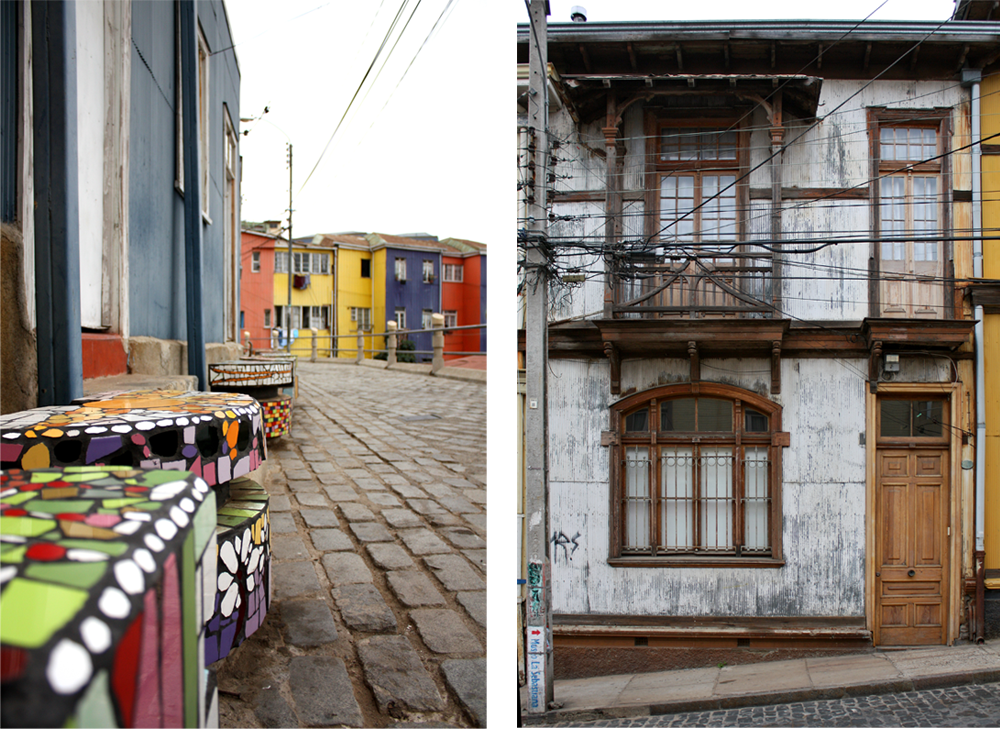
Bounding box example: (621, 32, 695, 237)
(698, 399, 733, 432)
(745, 409, 769, 433)
(661, 399, 695, 431)
(625, 408, 649, 432)
(881, 400, 912, 437)
(913, 401, 943, 437)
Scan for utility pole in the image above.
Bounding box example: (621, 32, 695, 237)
(286, 143, 293, 353)
(524, 0, 552, 715)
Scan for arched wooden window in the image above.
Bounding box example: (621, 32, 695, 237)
(608, 383, 787, 566)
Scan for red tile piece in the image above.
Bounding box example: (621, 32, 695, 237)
(160, 553, 184, 727)
(112, 612, 143, 728)
(25, 543, 67, 561)
(55, 513, 86, 522)
(0, 646, 29, 682)
(3, 509, 28, 517)
(132, 587, 163, 728)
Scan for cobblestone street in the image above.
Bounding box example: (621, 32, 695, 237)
(544, 682, 1000, 728)
(215, 362, 486, 727)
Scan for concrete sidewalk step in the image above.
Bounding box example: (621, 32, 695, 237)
(523, 641, 1000, 724)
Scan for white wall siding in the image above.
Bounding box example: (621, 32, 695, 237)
(549, 202, 608, 321)
(548, 357, 868, 618)
(782, 200, 870, 320)
(548, 360, 611, 484)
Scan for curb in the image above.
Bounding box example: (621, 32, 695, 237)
(522, 669, 1000, 725)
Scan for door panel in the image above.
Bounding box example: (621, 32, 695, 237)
(876, 449, 948, 645)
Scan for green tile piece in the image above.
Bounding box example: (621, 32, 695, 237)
(0, 578, 89, 648)
(217, 507, 260, 518)
(86, 479, 129, 488)
(1, 492, 38, 506)
(101, 498, 145, 509)
(28, 472, 63, 483)
(26, 561, 107, 589)
(96, 508, 119, 515)
(62, 472, 111, 483)
(181, 530, 197, 728)
(78, 489, 124, 499)
(0, 545, 27, 563)
(138, 470, 193, 485)
(75, 670, 117, 729)
(215, 514, 245, 528)
(192, 491, 217, 560)
(225, 501, 265, 512)
(23, 500, 92, 514)
(0, 516, 56, 537)
(134, 501, 161, 511)
(229, 493, 268, 501)
(57, 539, 129, 556)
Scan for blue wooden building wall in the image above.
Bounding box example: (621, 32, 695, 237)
(128, 0, 239, 344)
(384, 247, 441, 358)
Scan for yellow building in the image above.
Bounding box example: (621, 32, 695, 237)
(272, 239, 336, 358)
(322, 235, 376, 359)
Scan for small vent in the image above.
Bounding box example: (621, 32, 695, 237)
(634, 637, 648, 646)
(737, 638, 751, 647)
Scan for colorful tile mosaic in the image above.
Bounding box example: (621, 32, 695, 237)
(261, 396, 292, 440)
(0, 467, 217, 728)
(0, 390, 267, 486)
(205, 477, 270, 665)
(209, 360, 294, 389)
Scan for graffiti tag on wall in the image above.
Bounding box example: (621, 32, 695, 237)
(551, 530, 581, 562)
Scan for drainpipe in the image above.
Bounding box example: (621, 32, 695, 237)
(179, 0, 206, 390)
(965, 68, 986, 643)
(32, 0, 83, 406)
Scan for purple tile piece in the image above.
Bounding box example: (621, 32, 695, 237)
(204, 634, 219, 665)
(182, 445, 197, 458)
(86, 435, 122, 463)
(219, 623, 238, 660)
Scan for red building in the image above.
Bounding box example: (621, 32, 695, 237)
(240, 225, 281, 350)
(440, 238, 487, 360)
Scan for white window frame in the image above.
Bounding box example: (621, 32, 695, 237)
(351, 307, 371, 331)
(395, 257, 407, 282)
(251, 251, 261, 273)
(443, 263, 463, 282)
(422, 309, 433, 329)
(443, 310, 458, 328)
(264, 309, 271, 327)
(422, 260, 434, 284)
(395, 307, 406, 330)
(274, 251, 288, 273)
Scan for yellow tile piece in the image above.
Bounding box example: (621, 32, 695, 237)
(21, 443, 51, 470)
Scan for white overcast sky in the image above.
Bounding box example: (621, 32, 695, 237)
(224, 0, 507, 245)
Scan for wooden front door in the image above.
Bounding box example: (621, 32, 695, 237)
(875, 449, 949, 645)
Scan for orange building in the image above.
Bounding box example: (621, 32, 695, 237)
(240, 226, 281, 350)
(441, 238, 487, 359)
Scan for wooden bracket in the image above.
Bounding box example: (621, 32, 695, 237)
(869, 340, 882, 393)
(601, 431, 619, 447)
(771, 341, 781, 395)
(688, 341, 700, 383)
(773, 432, 791, 448)
(604, 341, 621, 395)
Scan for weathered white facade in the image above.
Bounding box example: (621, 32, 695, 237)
(519, 18, 1000, 674)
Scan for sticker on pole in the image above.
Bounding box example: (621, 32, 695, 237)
(526, 626, 544, 654)
(527, 653, 547, 713)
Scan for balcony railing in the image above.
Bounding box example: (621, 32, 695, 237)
(611, 250, 774, 319)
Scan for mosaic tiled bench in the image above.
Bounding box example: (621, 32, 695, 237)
(0, 390, 272, 718)
(0, 468, 218, 728)
(209, 359, 295, 439)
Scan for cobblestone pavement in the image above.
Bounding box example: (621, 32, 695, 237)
(216, 362, 486, 728)
(543, 682, 1000, 727)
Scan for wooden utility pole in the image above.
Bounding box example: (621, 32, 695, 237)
(524, 0, 553, 715)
